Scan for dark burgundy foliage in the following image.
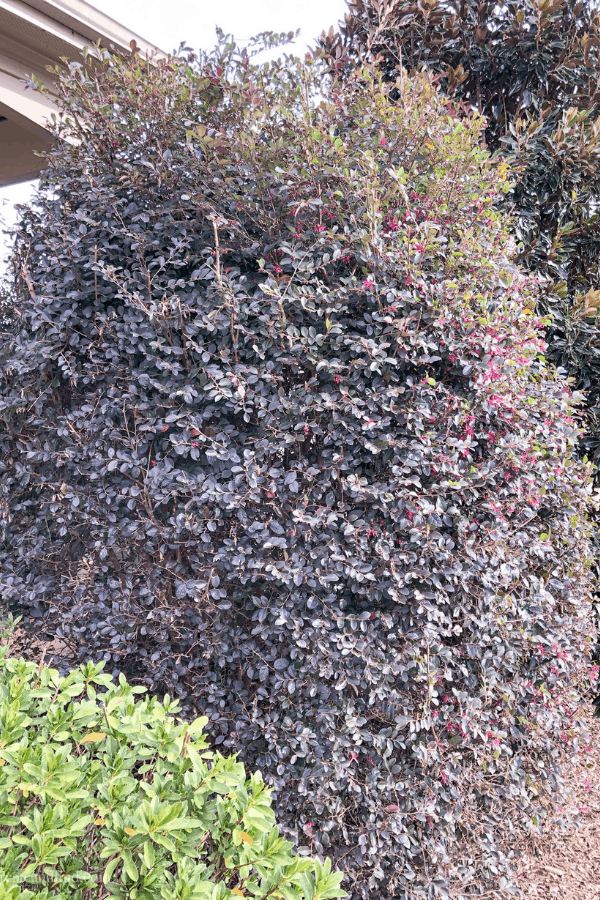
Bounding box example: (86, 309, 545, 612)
(0, 39, 594, 898)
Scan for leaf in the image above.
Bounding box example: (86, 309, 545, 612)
(122, 848, 138, 881)
(231, 891, 245, 897)
(124, 827, 137, 836)
(95, 818, 106, 826)
(159, 816, 199, 831)
(143, 839, 155, 869)
(240, 831, 254, 845)
(80, 731, 108, 743)
(103, 856, 120, 885)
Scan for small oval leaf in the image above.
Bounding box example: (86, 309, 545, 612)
(81, 731, 108, 743)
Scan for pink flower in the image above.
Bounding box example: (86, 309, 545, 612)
(315, 225, 325, 233)
(363, 278, 374, 290)
(379, 137, 387, 146)
(273, 265, 283, 275)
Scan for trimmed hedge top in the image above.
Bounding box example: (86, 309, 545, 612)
(0, 650, 343, 900)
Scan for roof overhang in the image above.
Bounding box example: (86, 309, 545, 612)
(0, 0, 166, 186)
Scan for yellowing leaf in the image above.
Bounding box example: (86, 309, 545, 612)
(239, 831, 253, 845)
(124, 828, 137, 836)
(0, 759, 5, 766)
(231, 891, 245, 897)
(81, 732, 108, 744)
(95, 818, 106, 826)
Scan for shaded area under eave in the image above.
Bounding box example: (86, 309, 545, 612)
(0, 94, 55, 188)
(0, 117, 50, 187)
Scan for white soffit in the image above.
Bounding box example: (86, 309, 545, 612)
(0, 0, 166, 185)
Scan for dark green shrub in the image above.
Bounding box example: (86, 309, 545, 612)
(0, 647, 343, 900)
(0, 39, 594, 897)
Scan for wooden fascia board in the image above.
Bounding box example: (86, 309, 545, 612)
(0, 0, 166, 60)
(22, 0, 165, 57)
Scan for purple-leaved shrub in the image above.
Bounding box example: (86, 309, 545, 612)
(0, 37, 595, 898)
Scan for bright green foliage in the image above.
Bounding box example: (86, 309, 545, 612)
(0, 648, 344, 900)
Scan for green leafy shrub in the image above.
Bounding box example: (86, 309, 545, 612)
(0, 648, 343, 900)
(0, 38, 595, 898)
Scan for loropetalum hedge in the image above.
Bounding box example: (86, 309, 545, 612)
(0, 646, 343, 900)
(0, 40, 595, 898)
(323, 0, 600, 470)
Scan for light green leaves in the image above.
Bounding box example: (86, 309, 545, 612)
(0, 654, 344, 900)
